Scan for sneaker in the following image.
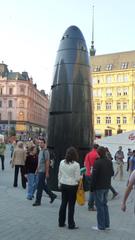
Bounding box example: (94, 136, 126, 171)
(92, 226, 105, 231)
(50, 194, 57, 203)
(32, 202, 41, 206)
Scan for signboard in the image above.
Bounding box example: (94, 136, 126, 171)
(16, 124, 26, 131)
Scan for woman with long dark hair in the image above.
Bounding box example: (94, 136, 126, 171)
(58, 146, 80, 229)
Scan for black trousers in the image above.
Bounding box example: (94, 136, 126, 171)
(59, 184, 78, 228)
(0, 154, 5, 170)
(13, 165, 26, 188)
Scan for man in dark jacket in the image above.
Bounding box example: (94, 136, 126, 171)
(91, 146, 114, 231)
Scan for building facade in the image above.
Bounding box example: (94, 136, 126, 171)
(91, 50, 135, 137)
(0, 63, 49, 139)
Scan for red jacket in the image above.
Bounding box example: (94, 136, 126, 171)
(84, 149, 99, 176)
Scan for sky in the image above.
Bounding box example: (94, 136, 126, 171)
(0, 0, 135, 94)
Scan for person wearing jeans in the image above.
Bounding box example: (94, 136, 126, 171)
(91, 146, 114, 231)
(33, 138, 57, 206)
(94, 189, 110, 230)
(25, 146, 38, 200)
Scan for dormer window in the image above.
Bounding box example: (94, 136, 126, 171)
(121, 62, 128, 69)
(106, 64, 113, 70)
(94, 65, 101, 72)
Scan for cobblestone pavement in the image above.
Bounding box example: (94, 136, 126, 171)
(0, 145, 135, 240)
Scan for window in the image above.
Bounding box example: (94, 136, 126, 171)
(117, 88, 122, 96)
(106, 116, 111, 124)
(123, 117, 127, 124)
(97, 103, 101, 110)
(96, 116, 100, 124)
(93, 90, 97, 97)
(106, 102, 111, 110)
(105, 129, 112, 136)
(123, 75, 128, 82)
(93, 65, 101, 72)
(20, 86, 25, 94)
(117, 117, 121, 124)
(123, 88, 128, 95)
(0, 100, 2, 108)
(106, 88, 112, 97)
(106, 76, 112, 84)
(8, 111, 12, 121)
(97, 89, 102, 97)
(8, 100, 13, 108)
(117, 75, 122, 82)
(106, 64, 113, 71)
(123, 102, 127, 110)
(121, 62, 128, 69)
(92, 78, 97, 84)
(9, 88, 13, 95)
(117, 102, 121, 110)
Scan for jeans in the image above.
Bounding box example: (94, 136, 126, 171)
(27, 173, 37, 199)
(35, 172, 55, 204)
(85, 176, 95, 208)
(0, 154, 5, 170)
(59, 184, 78, 228)
(94, 189, 110, 230)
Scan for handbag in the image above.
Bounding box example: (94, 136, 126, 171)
(76, 178, 85, 206)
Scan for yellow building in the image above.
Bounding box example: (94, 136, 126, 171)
(91, 50, 135, 137)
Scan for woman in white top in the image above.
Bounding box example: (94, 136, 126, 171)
(58, 146, 80, 229)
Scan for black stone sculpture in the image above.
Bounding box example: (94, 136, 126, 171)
(47, 25, 93, 190)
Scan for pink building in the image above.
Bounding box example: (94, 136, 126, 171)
(0, 63, 49, 139)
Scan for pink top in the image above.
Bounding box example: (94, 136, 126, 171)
(129, 169, 135, 184)
(84, 149, 99, 176)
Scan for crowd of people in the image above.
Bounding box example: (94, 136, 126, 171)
(0, 136, 135, 232)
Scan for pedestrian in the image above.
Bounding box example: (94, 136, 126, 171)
(11, 141, 27, 188)
(25, 146, 38, 200)
(0, 137, 6, 170)
(58, 146, 80, 229)
(105, 147, 118, 199)
(121, 169, 135, 212)
(84, 143, 99, 211)
(33, 138, 57, 206)
(127, 148, 132, 172)
(91, 146, 114, 231)
(114, 146, 124, 180)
